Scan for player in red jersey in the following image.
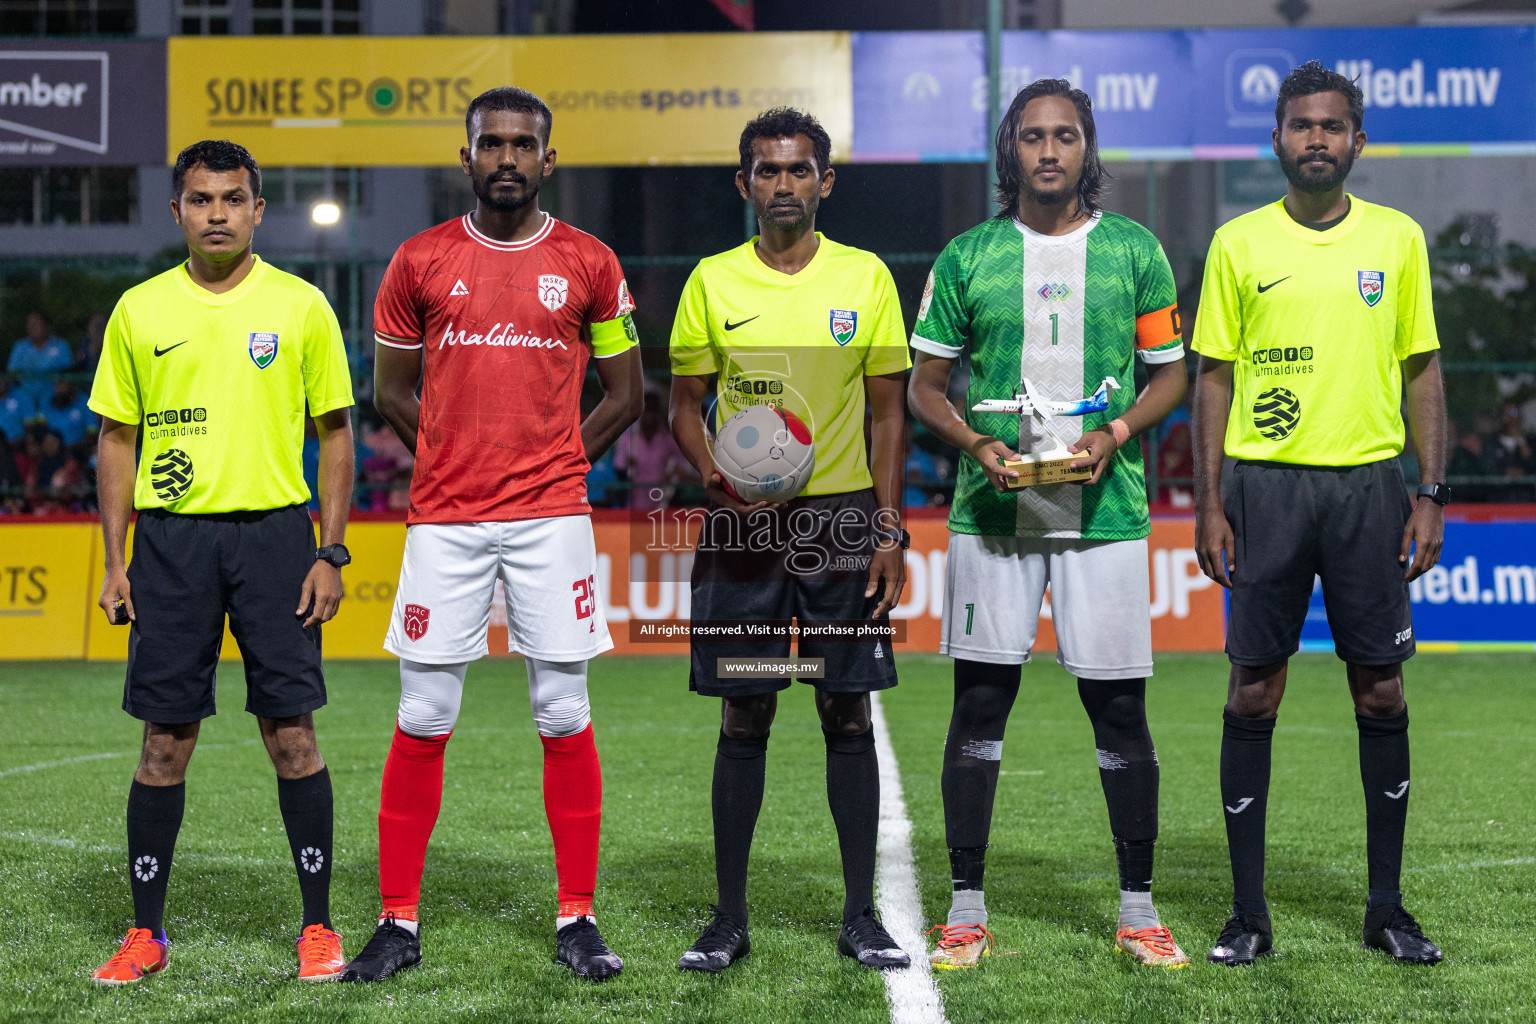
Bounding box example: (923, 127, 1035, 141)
(340, 87, 643, 983)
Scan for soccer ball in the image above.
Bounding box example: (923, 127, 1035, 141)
(712, 404, 815, 504)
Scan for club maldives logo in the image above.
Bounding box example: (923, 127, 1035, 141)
(829, 308, 858, 346)
(1358, 270, 1384, 307)
(0, 51, 109, 155)
(248, 332, 278, 369)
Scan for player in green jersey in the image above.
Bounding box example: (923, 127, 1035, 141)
(1193, 62, 1446, 967)
(907, 79, 1190, 969)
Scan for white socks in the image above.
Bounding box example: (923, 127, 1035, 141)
(381, 914, 420, 935)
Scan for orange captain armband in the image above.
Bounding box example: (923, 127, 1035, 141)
(1135, 303, 1181, 350)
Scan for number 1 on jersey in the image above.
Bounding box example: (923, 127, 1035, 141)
(1049, 312, 1059, 346)
(964, 602, 975, 635)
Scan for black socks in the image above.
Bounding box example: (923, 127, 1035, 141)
(277, 767, 334, 930)
(712, 730, 768, 921)
(127, 780, 185, 934)
(825, 728, 879, 922)
(1221, 709, 1276, 917)
(1078, 679, 1160, 892)
(1357, 709, 1410, 907)
(942, 660, 1021, 853)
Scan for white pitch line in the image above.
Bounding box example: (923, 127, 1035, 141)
(870, 691, 948, 1024)
(0, 751, 128, 778)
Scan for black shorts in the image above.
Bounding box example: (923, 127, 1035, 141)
(124, 504, 325, 723)
(689, 488, 899, 697)
(1225, 459, 1415, 667)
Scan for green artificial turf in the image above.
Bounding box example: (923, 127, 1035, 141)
(0, 653, 1531, 1023)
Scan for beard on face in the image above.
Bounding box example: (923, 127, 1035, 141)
(1281, 145, 1354, 195)
(1021, 165, 1079, 208)
(757, 195, 816, 232)
(473, 168, 541, 213)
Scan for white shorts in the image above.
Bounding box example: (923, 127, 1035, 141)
(940, 533, 1153, 679)
(384, 516, 613, 664)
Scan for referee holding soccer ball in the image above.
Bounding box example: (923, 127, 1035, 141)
(1192, 63, 1448, 967)
(87, 140, 357, 985)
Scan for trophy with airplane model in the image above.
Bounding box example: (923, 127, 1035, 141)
(971, 376, 1121, 489)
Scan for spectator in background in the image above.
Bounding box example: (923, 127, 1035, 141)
(586, 448, 620, 508)
(7, 311, 73, 407)
(1488, 401, 1536, 501)
(903, 421, 950, 508)
(43, 379, 96, 452)
(361, 410, 412, 512)
(75, 312, 109, 373)
(614, 389, 688, 509)
(1447, 417, 1493, 503)
(0, 373, 34, 448)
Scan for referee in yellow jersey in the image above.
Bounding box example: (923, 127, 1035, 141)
(86, 141, 356, 985)
(669, 108, 912, 972)
(1192, 63, 1448, 967)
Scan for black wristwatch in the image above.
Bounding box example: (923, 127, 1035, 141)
(875, 528, 911, 550)
(1416, 483, 1451, 507)
(315, 544, 351, 568)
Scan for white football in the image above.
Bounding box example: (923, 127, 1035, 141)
(712, 404, 815, 504)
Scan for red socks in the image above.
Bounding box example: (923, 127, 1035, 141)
(378, 725, 450, 918)
(377, 723, 603, 919)
(541, 724, 603, 909)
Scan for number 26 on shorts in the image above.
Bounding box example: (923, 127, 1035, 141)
(573, 575, 597, 632)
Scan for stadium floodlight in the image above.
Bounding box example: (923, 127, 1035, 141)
(311, 200, 342, 226)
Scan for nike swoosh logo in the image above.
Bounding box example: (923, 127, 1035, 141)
(153, 341, 189, 357)
(724, 316, 760, 331)
(1225, 797, 1254, 814)
(1257, 277, 1291, 293)
(1385, 781, 1410, 800)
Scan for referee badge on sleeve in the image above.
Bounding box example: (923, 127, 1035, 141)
(248, 332, 279, 369)
(1357, 271, 1384, 307)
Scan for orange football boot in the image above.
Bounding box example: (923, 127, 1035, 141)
(91, 927, 168, 985)
(297, 924, 346, 981)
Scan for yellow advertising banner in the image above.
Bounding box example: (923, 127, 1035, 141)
(0, 523, 95, 659)
(83, 520, 408, 662)
(167, 33, 852, 167)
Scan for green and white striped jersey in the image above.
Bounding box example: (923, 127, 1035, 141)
(912, 212, 1182, 540)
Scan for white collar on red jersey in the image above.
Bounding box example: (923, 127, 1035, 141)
(460, 211, 556, 251)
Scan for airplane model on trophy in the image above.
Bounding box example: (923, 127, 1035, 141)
(972, 376, 1122, 489)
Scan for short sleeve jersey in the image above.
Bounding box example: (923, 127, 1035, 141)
(374, 213, 638, 525)
(1192, 196, 1438, 466)
(912, 213, 1182, 540)
(669, 235, 910, 496)
(88, 258, 353, 514)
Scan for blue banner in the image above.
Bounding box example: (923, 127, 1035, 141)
(851, 31, 985, 162)
(1191, 27, 1536, 155)
(851, 26, 1536, 162)
(1300, 519, 1536, 650)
